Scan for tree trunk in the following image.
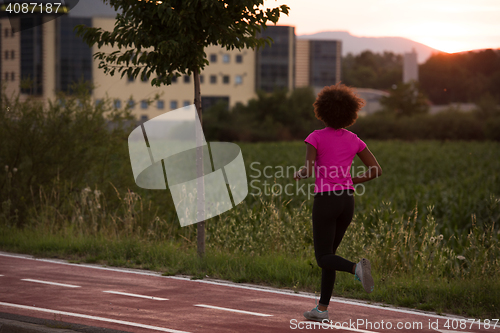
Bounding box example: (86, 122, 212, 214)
(193, 68, 205, 258)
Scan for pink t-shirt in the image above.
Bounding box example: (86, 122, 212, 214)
(305, 128, 366, 192)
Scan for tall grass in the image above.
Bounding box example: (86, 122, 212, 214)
(240, 141, 500, 249)
(6, 177, 499, 279)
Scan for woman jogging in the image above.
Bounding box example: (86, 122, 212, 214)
(293, 83, 382, 322)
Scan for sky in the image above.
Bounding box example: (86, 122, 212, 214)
(263, 0, 500, 53)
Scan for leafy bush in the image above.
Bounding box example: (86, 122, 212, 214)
(349, 110, 500, 141)
(342, 51, 403, 90)
(0, 84, 134, 226)
(379, 81, 429, 117)
(203, 87, 323, 142)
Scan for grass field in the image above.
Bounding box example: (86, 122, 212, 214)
(1, 140, 499, 318)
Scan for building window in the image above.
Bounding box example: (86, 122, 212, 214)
(4, 29, 8, 38)
(202, 96, 230, 112)
(210, 75, 217, 84)
(21, 16, 44, 95)
(223, 54, 230, 63)
(235, 75, 242, 85)
(11, 28, 14, 37)
(141, 100, 148, 109)
(11, 72, 14, 81)
(127, 75, 134, 82)
(200, 75, 204, 84)
(223, 75, 230, 84)
(11, 50, 14, 59)
(236, 55, 243, 63)
(171, 75, 178, 83)
(184, 75, 190, 83)
(128, 100, 135, 108)
(4, 72, 8, 81)
(114, 99, 121, 108)
(95, 99, 103, 107)
(56, 16, 92, 94)
(141, 74, 149, 82)
(5, 51, 8, 60)
(157, 100, 164, 109)
(140, 115, 148, 122)
(210, 54, 217, 63)
(183, 100, 190, 107)
(170, 100, 178, 110)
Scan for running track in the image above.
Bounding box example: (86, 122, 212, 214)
(0, 252, 497, 333)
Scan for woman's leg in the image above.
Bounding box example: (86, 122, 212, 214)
(312, 191, 356, 308)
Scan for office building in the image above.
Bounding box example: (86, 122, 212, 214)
(92, 17, 256, 121)
(296, 39, 341, 89)
(0, 15, 91, 101)
(255, 25, 295, 92)
(1, 16, 50, 99)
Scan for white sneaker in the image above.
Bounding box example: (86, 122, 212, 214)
(355, 258, 374, 293)
(303, 306, 329, 322)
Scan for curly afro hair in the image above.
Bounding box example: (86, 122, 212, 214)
(313, 83, 366, 129)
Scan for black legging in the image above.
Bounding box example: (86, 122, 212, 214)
(312, 190, 356, 306)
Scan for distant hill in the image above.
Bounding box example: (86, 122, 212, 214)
(298, 31, 441, 63)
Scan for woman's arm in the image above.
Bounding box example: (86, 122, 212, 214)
(352, 146, 382, 184)
(294, 143, 317, 181)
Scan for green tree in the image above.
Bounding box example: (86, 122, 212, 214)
(75, 0, 289, 257)
(379, 81, 429, 117)
(419, 49, 500, 104)
(342, 51, 403, 89)
(475, 92, 500, 119)
(203, 87, 321, 142)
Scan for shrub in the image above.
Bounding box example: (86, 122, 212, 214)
(349, 110, 496, 141)
(0, 83, 134, 226)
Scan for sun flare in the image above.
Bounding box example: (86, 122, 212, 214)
(417, 39, 475, 54)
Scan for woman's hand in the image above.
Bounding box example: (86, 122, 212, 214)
(294, 143, 317, 181)
(294, 169, 305, 181)
(352, 146, 382, 184)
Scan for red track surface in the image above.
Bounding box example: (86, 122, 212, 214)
(0, 252, 496, 333)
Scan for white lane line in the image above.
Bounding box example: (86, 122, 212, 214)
(21, 279, 81, 288)
(0, 302, 190, 333)
(296, 321, 377, 333)
(103, 290, 168, 301)
(194, 304, 272, 317)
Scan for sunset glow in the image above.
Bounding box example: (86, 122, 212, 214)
(417, 39, 472, 54)
(263, 0, 500, 55)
